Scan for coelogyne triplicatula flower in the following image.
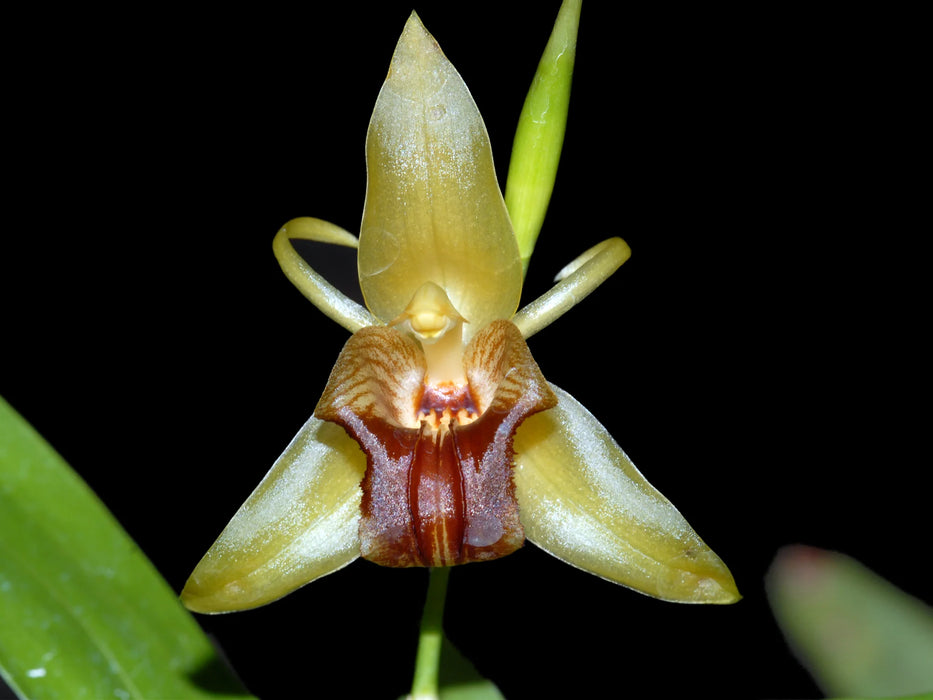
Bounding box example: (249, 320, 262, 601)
(181, 11, 739, 613)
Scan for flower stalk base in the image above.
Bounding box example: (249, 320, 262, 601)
(410, 567, 450, 700)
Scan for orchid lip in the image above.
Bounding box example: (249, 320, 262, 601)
(314, 320, 556, 568)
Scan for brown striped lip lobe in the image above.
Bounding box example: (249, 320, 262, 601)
(314, 321, 556, 568)
(409, 416, 464, 566)
(364, 378, 528, 567)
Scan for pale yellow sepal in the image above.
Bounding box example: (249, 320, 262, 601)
(358, 12, 523, 339)
(181, 417, 366, 613)
(513, 385, 740, 604)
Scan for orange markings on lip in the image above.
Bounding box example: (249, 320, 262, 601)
(418, 382, 479, 426)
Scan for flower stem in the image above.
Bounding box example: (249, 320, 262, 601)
(410, 567, 450, 700)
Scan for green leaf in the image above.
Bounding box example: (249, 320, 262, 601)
(766, 545, 933, 699)
(437, 635, 504, 700)
(0, 395, 253, 699)
(400, 634, 504, 700)
(505, 0, 582, 275)
(408, 568, 504, 700)
(833, 696, 933, 700)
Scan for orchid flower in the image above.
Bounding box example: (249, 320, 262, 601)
(182, 10, 739, 615)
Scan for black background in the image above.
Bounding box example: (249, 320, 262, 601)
(3, 3, 925, 699)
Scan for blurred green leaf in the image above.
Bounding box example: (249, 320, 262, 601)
(834, 696, 933, 700)
(505, 0, 581, 275)
(400, 633, 504, 700)
(766, 545, 933, 699)
(437, 635, 504, 700)
(0, 395, 253, 699)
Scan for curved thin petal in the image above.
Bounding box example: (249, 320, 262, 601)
(181, 416, 366, 613)
(273, 217, 379, 332)
(358, 12, 522, 337)
(513, 384, 740, 604)
(512, 237, 631, 340)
